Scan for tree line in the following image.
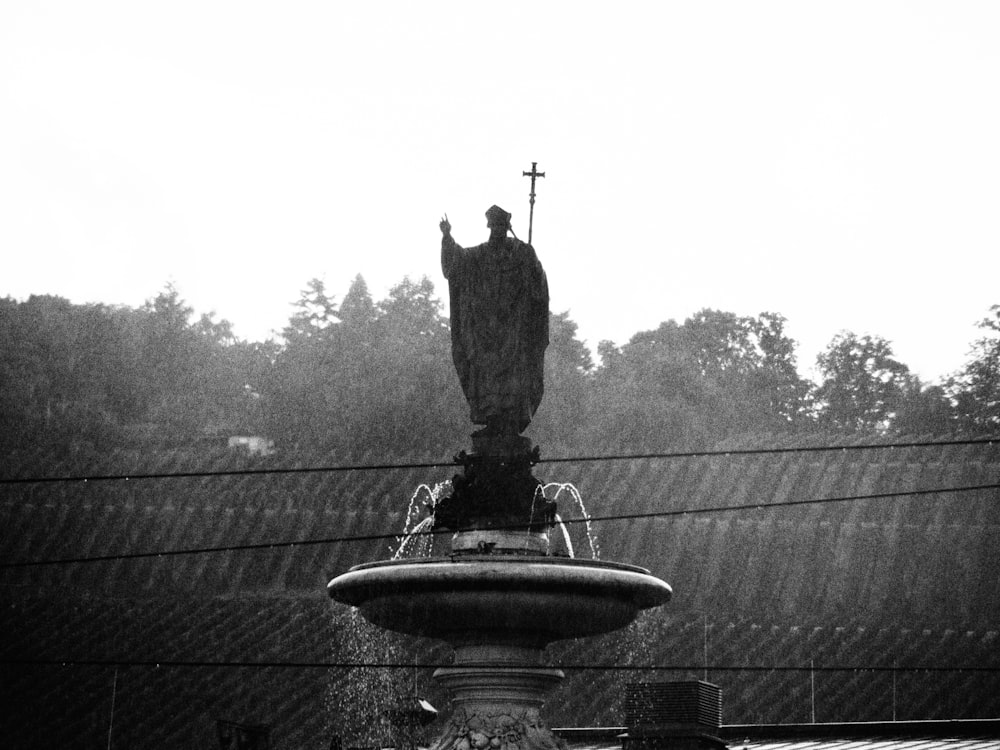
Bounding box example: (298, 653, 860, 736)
(1, 277, 997, 461)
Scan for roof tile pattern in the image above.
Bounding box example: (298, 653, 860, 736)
(2, 442, 998, 619)
(545, 613, 1000, 726)
(2, 440, 999, 747)
(1, 593, 335, 749)
(3, 593, 998, 747)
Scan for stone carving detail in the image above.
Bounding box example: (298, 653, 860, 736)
(432, 706, 565, 750)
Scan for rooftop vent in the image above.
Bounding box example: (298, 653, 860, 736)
(622, 681, 725, 750)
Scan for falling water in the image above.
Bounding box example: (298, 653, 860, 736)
(393, 516, 435, 559)
(392, 481, 451, 559)
(552, 513, 575, 558)
(393, 480, 598, 559)
(327, 484, 449, 744)
(537, 482, 600, 559)
(324, 607, 407, 748)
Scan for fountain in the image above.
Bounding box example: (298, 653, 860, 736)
(328, 204, 671, 750)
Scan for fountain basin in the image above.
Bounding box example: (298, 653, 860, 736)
(328, 556, 671, 647)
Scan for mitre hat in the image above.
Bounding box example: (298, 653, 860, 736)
(485, 204, 512, 228)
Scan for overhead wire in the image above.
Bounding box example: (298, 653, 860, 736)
(0, 437, 996, 486)
(2, 657, 998, 673)
(3, 444, 998, 681)
(2, 481, 997, 569)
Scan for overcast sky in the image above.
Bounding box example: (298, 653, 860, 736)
(2, 1, 998, 384)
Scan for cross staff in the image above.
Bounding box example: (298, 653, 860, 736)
(522, 161, 545, 245)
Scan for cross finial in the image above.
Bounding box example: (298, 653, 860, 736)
(522, 161, 545, 244)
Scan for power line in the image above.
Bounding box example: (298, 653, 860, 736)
(2, 481, 996, 569)
(2, 657, 998, 673)
(0, 458, 452, 486)
(541, 437, 999, 465)
(1, 437, 996, 486)
(576, 481, 1000, 527)
(0, 527, 400, 568)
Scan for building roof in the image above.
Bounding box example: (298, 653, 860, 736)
(2, 438, 999, 747)
(556, 721, 1000, 750)
(3, 438, 998, 620)
(562, 740, 1000, 750)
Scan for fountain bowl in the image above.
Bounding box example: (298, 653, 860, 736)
(328, 555, 671, 647)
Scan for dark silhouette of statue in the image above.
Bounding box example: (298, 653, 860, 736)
(440, 205, 549, 450)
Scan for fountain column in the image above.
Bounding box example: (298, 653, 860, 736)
(431, 642, 565, 750)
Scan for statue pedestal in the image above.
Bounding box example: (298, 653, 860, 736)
(451, 529, 550, 556)
(431, 644, 565, 750)
(470, 432, 533, 458)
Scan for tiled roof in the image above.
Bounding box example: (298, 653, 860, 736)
(556, 720, 1000, 750)
(0, 593, 334, 749)
(563, 739, 1000, 750)
(2, 439, 999, 747)
(3, 591, 998, 747)
(544, 614, 1000, 726)
(2, 440, 998, 622)
(735, 740, 1000, 750)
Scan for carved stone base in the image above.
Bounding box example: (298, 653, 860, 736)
(430, 705, 565, 750)
(430, 645, 566, 750)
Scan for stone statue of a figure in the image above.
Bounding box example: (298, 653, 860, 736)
(440, 205, 549, 443)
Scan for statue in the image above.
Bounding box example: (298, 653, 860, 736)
(440, 205, 549, 451)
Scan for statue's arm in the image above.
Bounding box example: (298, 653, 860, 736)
(440, 216, 462, 279)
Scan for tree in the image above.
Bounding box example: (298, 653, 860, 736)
(138, 284, 198, 423)
(265, 274, 466, 457)
(752, 312, 814, 426)
(587, 309, 812, 451)
(0, 287, 289, 454)
(530, 311, 594, 449)
(676, 309, 811, 433)
(226, 338, 281, 434)
(376, 276, 448, 340)
(269, 279, 342, 448)
(589, 320, 713, 451)
(365, 276, 464, 454)
(339, 274, 378, 332)
(283, 278, 339, 345)
(128, 284, 263, 441)
(0, 291, 243, 453)
(814, 332, 911, 432)
(892, 381, 957, 437)
(0, 295, 140, 453)
(948, 304, 1000, 432)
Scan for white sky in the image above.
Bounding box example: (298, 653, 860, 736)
(2, 1, 998, 384)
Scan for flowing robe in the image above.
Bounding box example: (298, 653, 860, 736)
(441, 233, 549, 431)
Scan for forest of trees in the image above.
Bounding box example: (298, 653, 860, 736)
(1, 277, 998, 462)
